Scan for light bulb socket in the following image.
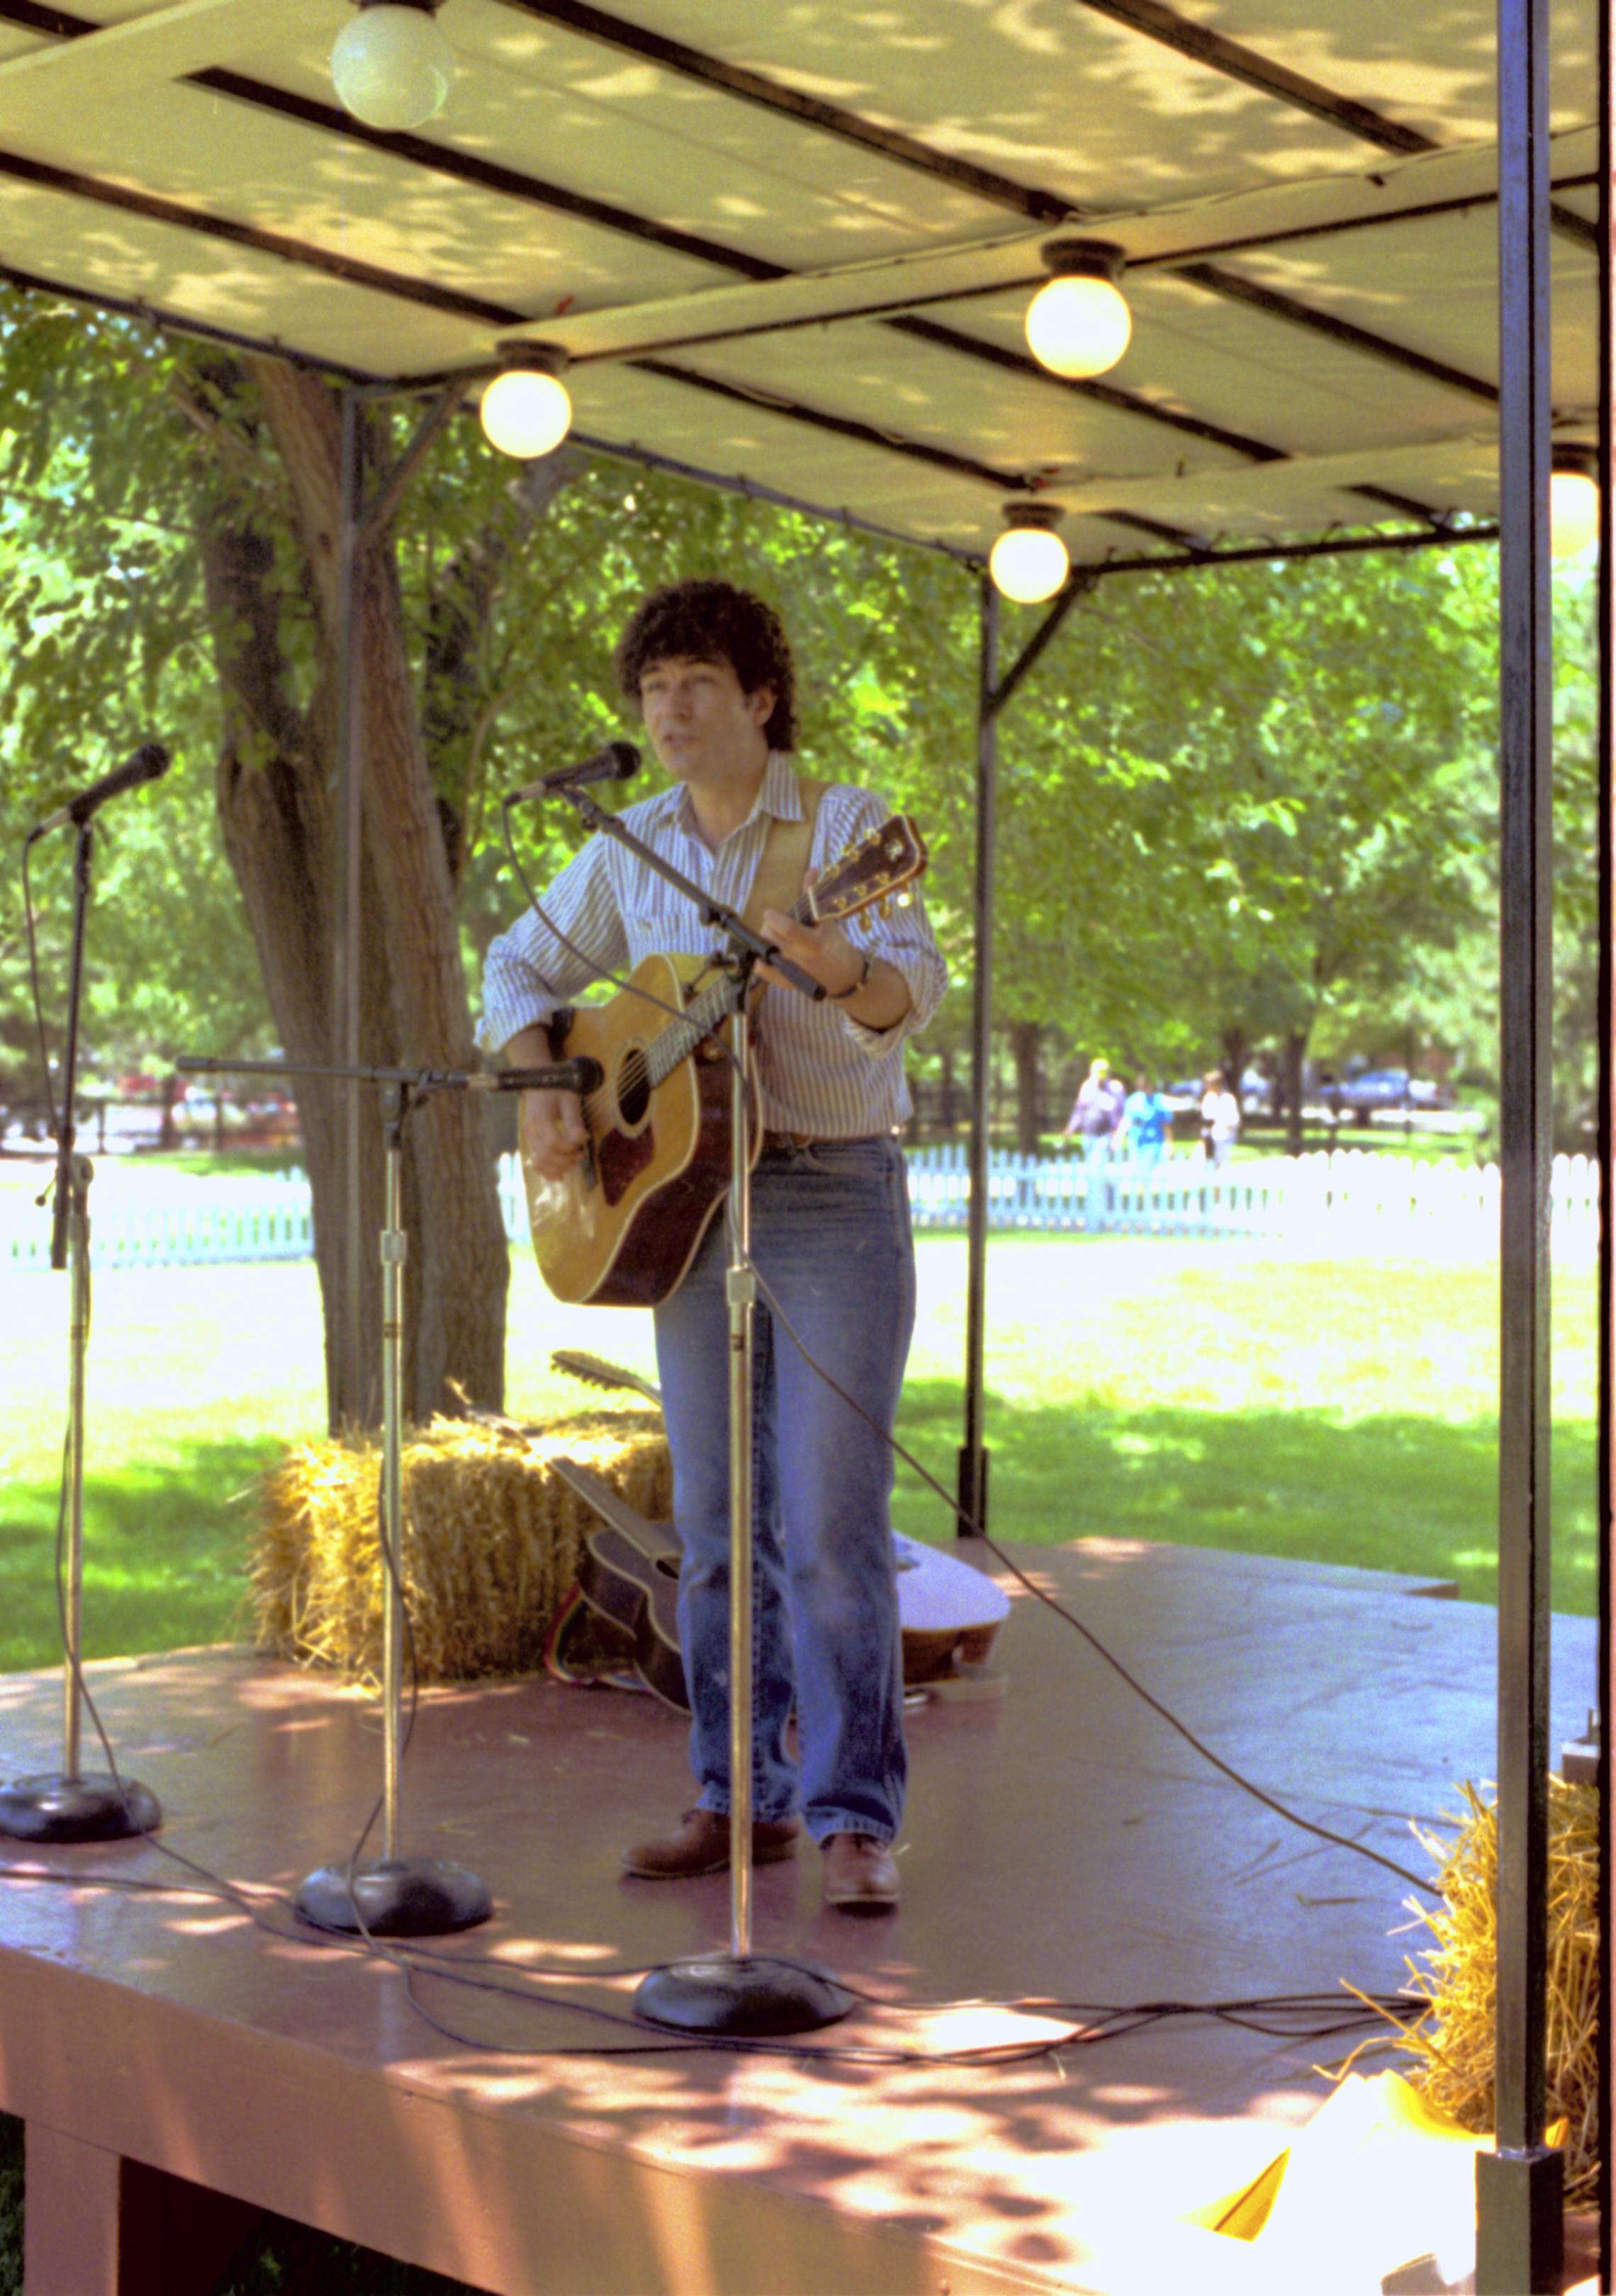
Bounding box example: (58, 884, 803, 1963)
(492, 339, 571, 381)
(1040, 237, 1126, 286)
(1552, 444, 1597, 480)
(1001, 499, 1065, 535)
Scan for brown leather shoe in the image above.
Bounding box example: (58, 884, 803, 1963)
(822, 1833, 900, 1912)
(621, 1806, 800, 1879)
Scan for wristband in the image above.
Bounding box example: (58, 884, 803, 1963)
(831, 949, 874, 1003)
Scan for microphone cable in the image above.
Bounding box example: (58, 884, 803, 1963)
(499, 794, 1442, 1901)
(737, 1245, 1442, 1903)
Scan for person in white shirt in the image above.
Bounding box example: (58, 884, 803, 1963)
(1200, 1069, 1241, 1169)
(482, 579, 946, 1912)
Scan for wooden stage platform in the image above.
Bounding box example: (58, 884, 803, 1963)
(0, 1538, 1598, 2296)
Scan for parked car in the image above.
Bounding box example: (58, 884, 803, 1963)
(1329, 1067, 1440, 1118)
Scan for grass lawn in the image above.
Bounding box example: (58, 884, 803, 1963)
(0, 1234, 1597, 1679)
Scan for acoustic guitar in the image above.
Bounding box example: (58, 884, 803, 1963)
(548, 1455, 1010, 1709)
(520, 815, 928, 1307)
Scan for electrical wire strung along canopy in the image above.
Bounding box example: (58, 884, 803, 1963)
(0, 0, 1595, 569)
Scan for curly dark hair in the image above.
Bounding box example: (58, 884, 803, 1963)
(612, 579, 798, 751)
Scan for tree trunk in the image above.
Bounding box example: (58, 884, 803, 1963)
(159, 1069, 180, 1152)
(1009, 1020, 1043, 1155)
(938, 1046, 958, 1133)
(1219, 1023, 1250, 1108)
(1282, 1028, 1308, 1157)
(198, 358, 510, 1427)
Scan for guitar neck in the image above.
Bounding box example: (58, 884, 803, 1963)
(639, 888, 824, 1087)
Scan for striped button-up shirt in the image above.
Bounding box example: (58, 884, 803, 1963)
(480, 753, 946, 1137)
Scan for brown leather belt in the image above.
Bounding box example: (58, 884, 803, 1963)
(761, 1130, 880, 1152)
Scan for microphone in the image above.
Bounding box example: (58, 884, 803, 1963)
(27, 743, 171, 843)
(503, 741, 640, 806)
(476, 1058, 605, 1096)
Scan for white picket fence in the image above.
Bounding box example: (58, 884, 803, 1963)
(0, 1147, 1601, 1270)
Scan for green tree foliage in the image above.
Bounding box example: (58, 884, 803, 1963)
(1, 280, 1538, 1242)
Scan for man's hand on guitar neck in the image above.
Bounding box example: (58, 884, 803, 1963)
(507, 1023, 587, 1181)
(760, 869, 911, 1032)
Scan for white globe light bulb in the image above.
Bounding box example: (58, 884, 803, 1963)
(1549, 467, 1598, 559)
(480, 367, 573, 458)
(332, 5, 454, 132)
(989, 524, 1070, 604)
(1026, 273, 1133, 380)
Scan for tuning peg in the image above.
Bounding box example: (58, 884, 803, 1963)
(879, 897, 892, 918)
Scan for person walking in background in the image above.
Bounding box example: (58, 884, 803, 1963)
(1062, 1056, 1126, 1229)
(1118, 1072, 1173, 1177)
(1200, 1067, 1241, 1170)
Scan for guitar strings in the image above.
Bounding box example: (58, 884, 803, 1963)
(500, 801, 759, 1142)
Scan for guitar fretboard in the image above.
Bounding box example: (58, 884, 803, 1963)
(642, 890, 814, 1087)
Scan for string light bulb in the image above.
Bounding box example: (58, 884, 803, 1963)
(989, 502, 1070, 604)
(480, 344, 573, 459)
(332, 0, 454, 130)
(1025, 239, 1131, 380)
(1549, 447, 1598, 559)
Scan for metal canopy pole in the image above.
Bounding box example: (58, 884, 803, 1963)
(955, 569, 1096, 1536)
(1596, 0, 1614, 2273)
(335, 386, 366, 1429)
(1477, 0, 1563, 2283)
(958, 575, 999, 1534)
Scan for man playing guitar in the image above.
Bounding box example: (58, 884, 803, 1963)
(482, 578, 946, 1911)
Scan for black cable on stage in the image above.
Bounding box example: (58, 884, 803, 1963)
(741, 1254, 1441, 1901)
(0, 1845, 1420, 2069)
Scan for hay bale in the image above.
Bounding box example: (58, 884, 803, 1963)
(1396, 1779, 1599, 2202)
(252, 1407, 671, 1685)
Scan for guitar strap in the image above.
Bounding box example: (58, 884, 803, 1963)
(740, 775, 827, 934)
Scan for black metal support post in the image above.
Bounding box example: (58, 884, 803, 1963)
(336, 386, 367, 1429)
(958, 576, 999, 1535)
(1477, 0, 1564, 2285)
(955, 570, 1096, 1538)
(1595, 0, 1614, 2278)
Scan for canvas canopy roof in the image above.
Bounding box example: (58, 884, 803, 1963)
(0, 0, 1597, 568)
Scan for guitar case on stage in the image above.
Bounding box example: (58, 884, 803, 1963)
(547, 1456, 1009, 1710)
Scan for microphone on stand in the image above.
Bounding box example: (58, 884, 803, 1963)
(478, 1058, 605, 1097)
(26, 744, 171, 843)
(503, 741, 640, 806)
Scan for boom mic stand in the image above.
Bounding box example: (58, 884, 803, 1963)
(544, 784, 853, 2036)
(179, 1051, 591, 1937)
(1, 817, 161, 1844)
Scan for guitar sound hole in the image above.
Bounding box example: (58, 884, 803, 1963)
(654, 1555, 680, 1580)
(616, 1049, 651, 1127)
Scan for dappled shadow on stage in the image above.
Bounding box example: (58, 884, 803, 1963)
(0, 1541, 1596, 2294)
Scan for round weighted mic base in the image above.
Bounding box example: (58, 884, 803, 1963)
(295, 1855, 493, 1938)
(0, 1770, 161, 1844)
(634, 1954, 855, 2036)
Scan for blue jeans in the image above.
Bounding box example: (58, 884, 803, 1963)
(1080, 1131, 1113, 1228)
(652, 1136, 914, 1845)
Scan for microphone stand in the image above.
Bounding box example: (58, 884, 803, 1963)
(1, 819, 161, 1843)
(547, 786, 853, 2036)
(179, 1052, 587, 1937)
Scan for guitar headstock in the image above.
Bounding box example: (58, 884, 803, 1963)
(809, 814, 928, 927)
